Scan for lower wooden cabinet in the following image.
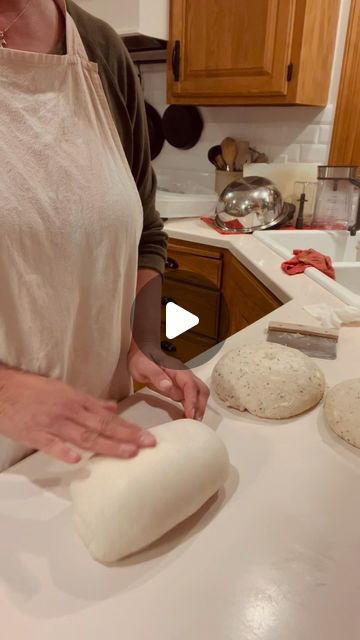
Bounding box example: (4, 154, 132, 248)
(220, 251, 282, 339)
(160, 327, 217, 363)
(161, 280, 221, 339)
(161, 238, 282, 364)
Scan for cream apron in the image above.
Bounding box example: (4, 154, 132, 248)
(0, 8, 143, 471)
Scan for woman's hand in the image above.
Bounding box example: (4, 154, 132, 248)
(0, 369, 156, 464)
(128, 343, 210, 421)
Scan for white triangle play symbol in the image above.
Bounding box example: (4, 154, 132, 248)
(166, 302, 199, 340)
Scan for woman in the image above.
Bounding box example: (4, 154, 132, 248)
(0, 0, 209, 471)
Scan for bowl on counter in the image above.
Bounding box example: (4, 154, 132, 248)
(215, 177, 295, 233)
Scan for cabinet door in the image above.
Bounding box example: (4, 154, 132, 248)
(168, 0, 295, 99)
(221, 252, 282, 337)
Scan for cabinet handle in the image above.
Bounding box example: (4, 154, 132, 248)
(161, 340, 177, 354)
(172, 40, 181, 82)
(161, 296, 175, 306)
(165, 257, 179, 270)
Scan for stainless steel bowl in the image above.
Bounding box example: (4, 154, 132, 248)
(215, 177, 293, 233)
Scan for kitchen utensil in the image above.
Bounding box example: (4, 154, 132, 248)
(267, 321, 339, 359)
(248, 147, 269, 164)
(292, 181, 317, 226)
(295, 192, 307, 229)
(312, 165, 360, 230)
(208, 145, 226, 170)
(145, 101, 165, 160)
(162, 105, 204, 150)
(221, 137, 238, 171)
(253, 152, 269, 163)
(214, 176, 295, 233)
(234, 140, 251, 170)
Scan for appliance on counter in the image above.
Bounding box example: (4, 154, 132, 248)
(214, 177, 295, 233)
(312, 165, 360, 234)
(75, 0, 169, 63)
(155, 170, 218, 219)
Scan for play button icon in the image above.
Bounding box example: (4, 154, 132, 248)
(165, 302, 199, 340)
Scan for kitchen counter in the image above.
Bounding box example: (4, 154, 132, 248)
(164, 217, 348, 305)
(1, 219, 360, 640)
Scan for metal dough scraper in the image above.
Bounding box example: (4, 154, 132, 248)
(267, 321, 339, 360)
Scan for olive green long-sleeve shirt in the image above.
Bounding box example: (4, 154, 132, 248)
(67, 0, 167, 274)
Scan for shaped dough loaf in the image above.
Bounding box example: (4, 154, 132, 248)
(324, 378, 360, 448)
(70, 419, 230, 563)
(212, 342, 325, 419)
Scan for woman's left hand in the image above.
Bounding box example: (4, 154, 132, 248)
(128, 344, 210, 421)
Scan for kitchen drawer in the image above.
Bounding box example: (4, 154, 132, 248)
(161, 326, 217, 364)
(166, 240, 223, 290)
(162, 280, 220, 339)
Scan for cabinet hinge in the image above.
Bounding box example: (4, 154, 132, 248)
(287, 63, 294, 82)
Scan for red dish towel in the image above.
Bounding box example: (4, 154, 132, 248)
(281, 249, 336, 279)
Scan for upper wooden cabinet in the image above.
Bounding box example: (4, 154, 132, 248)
(167, 0, 341, 106)
(329, 0, 360, 168)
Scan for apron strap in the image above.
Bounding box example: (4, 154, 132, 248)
(56, 0, 90, 61)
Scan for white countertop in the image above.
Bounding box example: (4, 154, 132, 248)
(1, 219, 360, 640)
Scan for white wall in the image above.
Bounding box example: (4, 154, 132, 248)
(141, 0, 351, 173)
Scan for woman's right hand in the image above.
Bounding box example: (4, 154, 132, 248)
(0, 368, 156, 464)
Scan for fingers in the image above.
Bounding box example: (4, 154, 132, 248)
(164, 370, 210, 421)
(132, 354, 175, 394)
(77, 433, 139, 459)
(181, 378, 199, 419)
(76, 410, 156, 447)
(52, 407, 156, 459)
(195, 380, 210, 420)
(31, 433, 82, 464)
(98, 400, 118, 413)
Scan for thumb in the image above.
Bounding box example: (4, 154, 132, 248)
(140, 358, 174, 393)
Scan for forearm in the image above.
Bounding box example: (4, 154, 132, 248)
(130, 268, 162, 350)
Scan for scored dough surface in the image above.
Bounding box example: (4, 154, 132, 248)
(324, 378, 360, 448)
(70, 419, 230, 563)
(212, 342, 325, 419)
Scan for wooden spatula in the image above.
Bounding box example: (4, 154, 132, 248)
(221, 137, 238, 172)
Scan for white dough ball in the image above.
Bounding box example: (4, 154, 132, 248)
(212, 342, 325, 419)
(70, 419, 230, 563)
(324, 378, 360, 448)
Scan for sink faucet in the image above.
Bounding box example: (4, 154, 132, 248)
(349, 178, 360, 236)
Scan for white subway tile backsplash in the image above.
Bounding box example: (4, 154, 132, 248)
(270, 144, 301, 163)
(318, 125, 332, 144)
(299, 144, 329, 163)
(292, 125, 319, 144)
(312, 104, 335, 124)
(143, 72, 335, 169)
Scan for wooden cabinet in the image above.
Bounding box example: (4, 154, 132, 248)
(220, 252, 282, 338)
(162, 238, 282, 363)
(329, 0, 360, 168)
(167, 0, 340, 106)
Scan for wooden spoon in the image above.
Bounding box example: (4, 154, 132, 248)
(221, 137, 238, 172)
(208, 145, 226, 170)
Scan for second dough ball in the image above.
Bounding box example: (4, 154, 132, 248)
(212, 342, 325, 419)
(324, 378, 360, 448)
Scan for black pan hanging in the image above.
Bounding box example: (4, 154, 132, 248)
(162, 105, 204, 150)
(145, 101, 165, 160)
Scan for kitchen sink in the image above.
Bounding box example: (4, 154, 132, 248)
(307, 262, 360, 306)
(253, 229, 360, 262)
(254, 229, 360, 306)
